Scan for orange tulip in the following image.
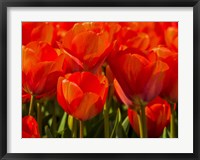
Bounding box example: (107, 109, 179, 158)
(108, 49, 169, 106)
(22, 116, 40, 138)
(22, 41, 64, 96)
(61, 22, 114, 72)
(57, 72, 108, 121)
(128, 97, 171, 138)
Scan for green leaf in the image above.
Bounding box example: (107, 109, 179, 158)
(94, 122, 104, 138)
(122, 116, 130, 136)
(57, 112, 67, 134)
(85, 114, 104, 138)
(116, 123, 128, 138)
(110, 108, 121, 138)
(68, 115, 74, 131)
(45, 125, 54, 138)
(162, 127, 168, 138)
(42, 114, 52, 127)
(63, 126, 72, 138)
(122, 116, 129, 131)
(50, 116, 57, 137)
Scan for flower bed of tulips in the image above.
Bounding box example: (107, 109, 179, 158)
(22, 22, 178, 138)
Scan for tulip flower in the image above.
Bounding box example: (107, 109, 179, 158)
(149, 46, 178, 102)
(148, 46, 178, 137)
(128, 97, 171, 138)
(61, 22, 114, 72)
(22, 22, 40, 45)
(22, 22, 76, 46)
(22, 89, 31, 103)
(165, 26, 178, 52)
(108, 49, 169, 137)
(22, 22, 54, 45)
(108, 49, 169, 105)
(22, 116, 40, 138)
(22, 41, 65, 96)
(31, 23, 54, 45)
(158, 22, 178, 51)
(60, 48, 84, 73)
(22, 89, 53, 104)
(116, 22, 166, 51)
(57, 72, 108, 121)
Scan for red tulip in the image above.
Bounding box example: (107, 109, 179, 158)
(157, 22, 178, 51)
(59, 48, 84, 73)
(22, 116, 40, 138)
(57, 72, 108, 121)
(22, 22, 55, 45)
(22, 89, 31, 103)
(165, 26, 178, 52)
(31, 23, 54, 45)
(22, 22, 76, 46)
(149, 46, 178, 102)
(22, 22, 40, 45)
(116, 22, 166, 51)
(22, 89, 54, 103)
(22, 41, 65, 96)
(108, 49, 169, 106)
(105, 65, 115, 84)
(61, 22, 113, 72)
(128, 97, 171, 138)
(50, 22, 76, 47)
(113, 79, 133, 107)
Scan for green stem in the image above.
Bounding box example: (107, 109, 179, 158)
(162, 127, 167, 138)
(37, 103, 42, 136)
(28, 95, 34, 115)
(170, 103, 176, 138)
(137, 105, 147, 138)
(52, 104, 57, 137)
(104, 85, 113, 138)
(72, 118, 77, 138)
(104, 103, 109, 138)
(79, 120, 84, 138)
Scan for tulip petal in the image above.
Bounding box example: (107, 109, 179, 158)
(67, 72, 103, 95)
(73, 93, 103, 121)
(114, 79, 133, 107)
(31, 23, 54, 45)
(57, 77, 72, 114)
(25, 41, 58, 61)
(62, 79, 83, 105)
(61, 49, 83, 73)
(110, 52, 149, 100)
(143, 60, 169, 101)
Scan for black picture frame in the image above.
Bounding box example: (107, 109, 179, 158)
(0, 0, 199, 159)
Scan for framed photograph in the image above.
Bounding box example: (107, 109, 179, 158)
(0, 0, 199, 159)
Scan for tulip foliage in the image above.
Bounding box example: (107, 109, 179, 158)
(22, 22, 178, 138)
